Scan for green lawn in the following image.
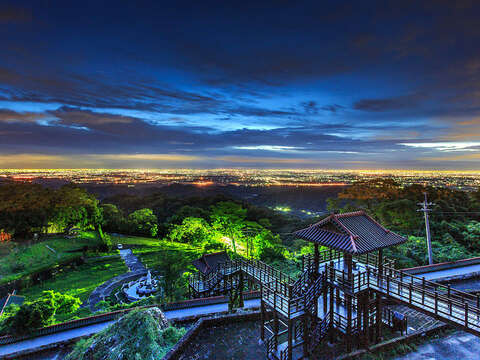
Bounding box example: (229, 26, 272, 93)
(108, 234, 163, 247)
(131, 240, 203, 270)
(0, 231, 103, 285)
(19, 256, 128, 303)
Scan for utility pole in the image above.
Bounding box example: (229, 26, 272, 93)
(418, 192, 434, 265)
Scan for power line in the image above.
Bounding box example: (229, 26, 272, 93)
(432, 211, 480, 214)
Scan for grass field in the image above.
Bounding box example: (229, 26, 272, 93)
(0, 231, 104, 285)
(19, 256, 128, 303)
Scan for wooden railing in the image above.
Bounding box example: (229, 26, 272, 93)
(306, 311, 330, 354)
(304, 274, 324, 314)
(303, 250, 394, 275)
(332, 311, 360, 334)
(235, 257, 293, 285)
(369, 266, 480, 333)
(354, 252, 395, 269)
(302, 249, 342, 272)
(266, 335, 278, 359)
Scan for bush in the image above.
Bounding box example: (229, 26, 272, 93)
(66, 308, 185, 360)
(4, 291, 81, 335)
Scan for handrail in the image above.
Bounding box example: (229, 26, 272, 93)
(381, 266, 479, 303)
(307, 310, 330, 354)
(370, 266, 480, 332)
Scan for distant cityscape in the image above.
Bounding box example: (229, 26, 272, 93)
(0, 169, 479, 190)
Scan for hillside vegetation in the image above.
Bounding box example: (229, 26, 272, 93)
(66, 307, 185, 360)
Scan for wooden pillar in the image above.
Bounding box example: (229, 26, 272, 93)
(314, 243, 319, 275)
(346, 293, 352, 352)
(288, 318, 293, 360)
(362, 293, 370, 348)
(323, 284, 328, 315)
(239, 271, 244, 307)
(274, 311, 279, 349)
(345, 253, 353, 285)
(329, 284, 334, 343)
(303, 314, 309, 357)
(375, 294, 382, 342)
(378, 249, 384, 277)
(260, 300, 266, 340)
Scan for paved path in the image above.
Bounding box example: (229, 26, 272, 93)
(394, 331, 480, 360)
(119, 249, 146, 272)
(87, 249, 147, 311)
(416, 264, 480, 281)
(0, 299, 260, 357)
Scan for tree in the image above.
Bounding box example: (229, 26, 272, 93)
(168, 206, 209, 225)
(210, 201, 247, 254)
(52, 185, 103, 233)
(168, 217, 212, 246)
(5, 291, 80, 335)
(101, 204, 125, 232)
(338, 178, 401, 210)
(127, 208, 158, 237)
(0, 183, 53, 238)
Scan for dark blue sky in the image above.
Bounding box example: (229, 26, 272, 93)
(1, 0, 480, 169)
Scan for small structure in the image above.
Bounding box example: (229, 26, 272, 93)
(192, 251, 230, 276)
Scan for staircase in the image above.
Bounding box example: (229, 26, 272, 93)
(189, 256, 329, 360)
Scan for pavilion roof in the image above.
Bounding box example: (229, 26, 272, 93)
(192, 251, 230, 275)
(294, 211, 406, 254)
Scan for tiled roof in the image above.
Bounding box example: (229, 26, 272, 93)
(294, 211, 406, 254)
(192, 251, 230, 275)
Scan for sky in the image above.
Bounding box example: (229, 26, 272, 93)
(1, 0, 480, 169)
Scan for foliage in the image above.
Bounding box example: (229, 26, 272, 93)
(168, 217, 212, 245)
(127, 208, 158, 237)
(66, 308, 185, 360)
(0, 183, 102, 238)
(335, 178, 480, 266)
(4, 291, 81, 335)
(210, 201, 247, 254)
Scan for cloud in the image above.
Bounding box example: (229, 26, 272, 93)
(400, 142, 480, 151)
(0, 109, 48, 124)
(354, 94, 426, 112)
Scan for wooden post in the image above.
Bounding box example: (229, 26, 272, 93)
(346, 293, 352, 352)
(260, 300, 265, 340)
(288, 318, 293, 360)
(375, 294, 382, 342)
(274, 311, 279, 349)
(465, 302, 469, 327)
(362, 293, 370, 348)
(303, 314, 309, 357)
(323, 283, 328, 315)
(378, 249, 383, 281)
(329, 284, 334, 343)
(314, 243, 319, 275)
(239, 271, 244, 307)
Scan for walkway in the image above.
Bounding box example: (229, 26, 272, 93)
(0, 299, 260, 357)
(415, 263, 480, 281)
(394, 331, 480, 360)
(87, 249, 147, 311)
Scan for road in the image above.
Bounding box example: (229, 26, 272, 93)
(0, 298, 260, 358)
(415, 263, 480, 282)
